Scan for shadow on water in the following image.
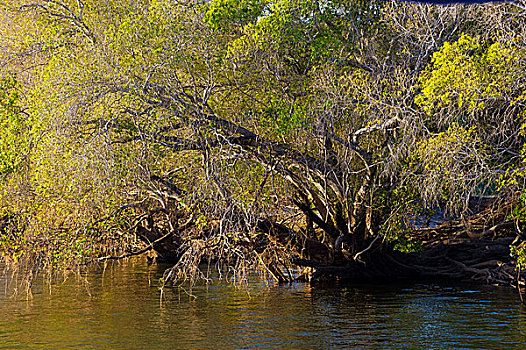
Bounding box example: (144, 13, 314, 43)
(1, 259, 526, 349)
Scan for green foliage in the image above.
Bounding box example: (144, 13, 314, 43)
(416, 123, 482, 175)
(257, 98, 311, 135)
(378, 186, 425, 253)
(509, 194, 526, 222)
(227, 0, 382, 68)
(0, 75, 30, 176)
(411, 122, 489, 212)
(0, 1, 141, 269)
(0, 208, 93, 269)
(417, 34, 524, 115)
(205, 0, 267, 31)
(413, 33, 526, 211)
(511, 242, 526, 272)
(2, 0, 526, 282)
(508, 196, 526, 273)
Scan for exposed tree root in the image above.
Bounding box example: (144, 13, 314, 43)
(293, 237, 525, 290)
(83, 198, 526, 294)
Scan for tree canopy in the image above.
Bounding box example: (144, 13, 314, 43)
(1, 0, 526, 285)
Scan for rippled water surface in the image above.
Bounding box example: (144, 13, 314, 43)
(1, 259, 526, 349)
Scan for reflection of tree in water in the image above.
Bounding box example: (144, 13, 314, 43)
(1, 265, 525, 348)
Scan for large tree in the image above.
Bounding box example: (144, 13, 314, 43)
(1, 0, 525, 285)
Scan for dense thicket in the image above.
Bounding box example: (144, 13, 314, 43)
(1, 0, 526, 286)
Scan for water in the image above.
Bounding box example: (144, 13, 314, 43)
(1, 259, 526, 349)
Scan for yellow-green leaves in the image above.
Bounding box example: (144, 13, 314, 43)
(0, 76, 30, 176)
(413, 122, 489, 212)
(417, 34, 524, 115)
(205, 0, 267, 32)
(416, 123, 482, 173)
(225, 0, 378, 70)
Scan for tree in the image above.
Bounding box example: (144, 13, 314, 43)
(1, 0, 525, 286)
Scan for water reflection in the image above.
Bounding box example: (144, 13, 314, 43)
(1, 259, 525, 349)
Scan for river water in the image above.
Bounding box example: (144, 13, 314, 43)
(1, 259, 525, 349)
